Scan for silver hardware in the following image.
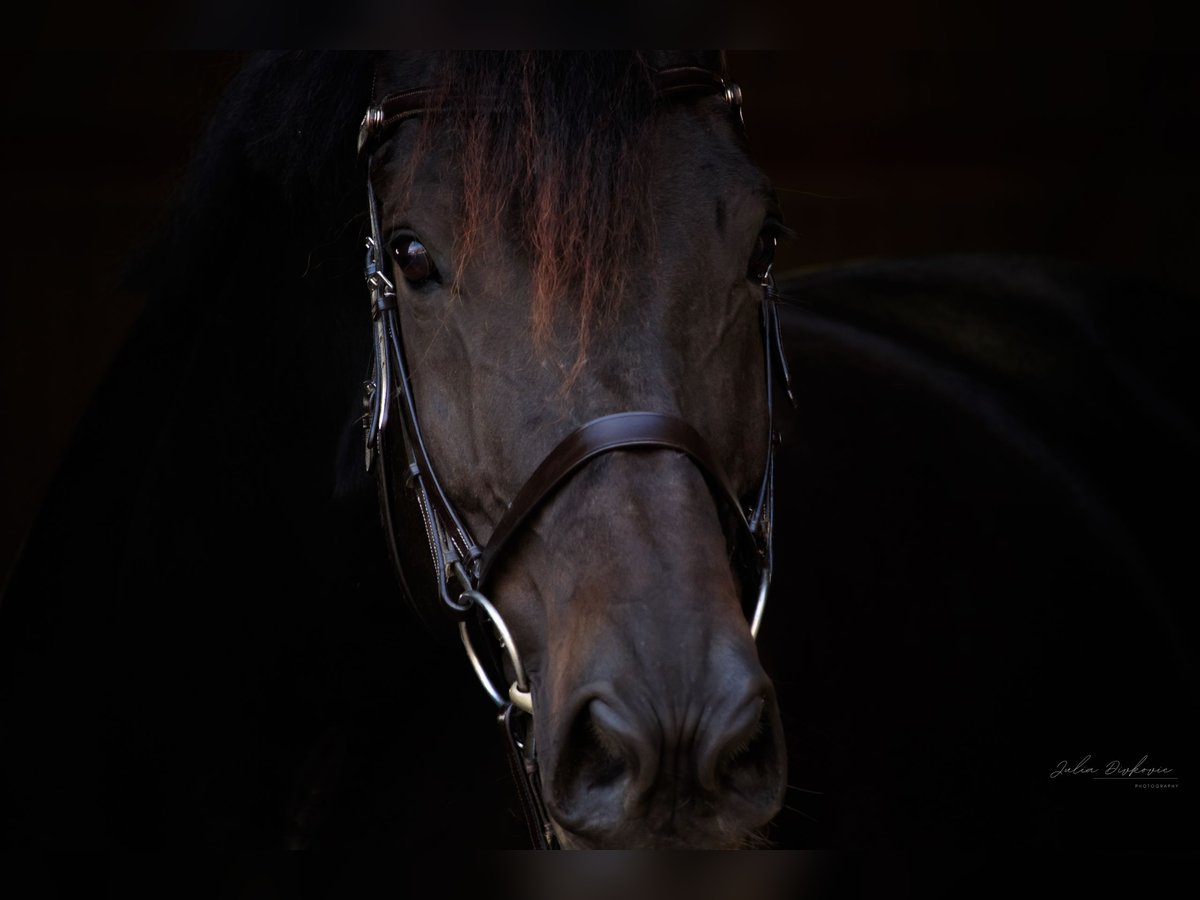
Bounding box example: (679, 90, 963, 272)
(357, 106, 384, 154)
(723, 81, 745, 129)
(750, 570, 769, 640)
(762, 238, 777, 287)
(363, 237, 393, 469)
(459, 618, 506, 706)
(364, 236, 394, 295)
(457, 587, 534, 713)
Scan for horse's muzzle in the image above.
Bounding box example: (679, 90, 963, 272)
(541, 648, 786, 848)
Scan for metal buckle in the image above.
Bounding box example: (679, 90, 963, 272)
(357, 106, 384, 155)
(723, 80, 745, 130)
(364, 236, 394, 297)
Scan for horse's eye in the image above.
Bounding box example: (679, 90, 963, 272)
(390, 238, 437, 285)
(747, 232, 776, 282)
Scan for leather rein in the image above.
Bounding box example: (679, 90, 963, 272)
(356, 65, 791, 849)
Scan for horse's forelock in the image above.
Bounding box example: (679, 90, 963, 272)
(408, 52, 667, 360)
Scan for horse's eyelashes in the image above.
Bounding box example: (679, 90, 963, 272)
(389, 237, 439, 286)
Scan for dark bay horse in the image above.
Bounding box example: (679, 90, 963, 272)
(3, 51, 787, 850)
(1, 52, 1196, 856)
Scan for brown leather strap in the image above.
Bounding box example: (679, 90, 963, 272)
(653, 65, 727, 99)
(358, 87, 438, 157)
(360, 67, 729, 158)
(377, 87, 438, 126)
(477, 412, 751, 584)
(498, 704, 556, 849)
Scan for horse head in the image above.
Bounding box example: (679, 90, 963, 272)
(361, 51, 787, 848)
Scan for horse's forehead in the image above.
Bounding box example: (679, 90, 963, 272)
(651, 104, 768, 189)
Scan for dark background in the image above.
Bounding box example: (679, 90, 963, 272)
(0, 53, 1196, 885)
(3, 51, 1197, 584)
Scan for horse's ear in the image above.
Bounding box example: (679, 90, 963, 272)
(127, 52, 374, 304)
(234, 52, 374, 210)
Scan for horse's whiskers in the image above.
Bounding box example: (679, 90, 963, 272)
(786, 782, 824, 795)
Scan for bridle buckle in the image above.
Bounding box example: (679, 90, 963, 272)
(357, 106, 384, 155)
(723, 80, 745, 129)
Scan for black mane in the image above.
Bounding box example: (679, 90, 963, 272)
(130, 51, 374, 309)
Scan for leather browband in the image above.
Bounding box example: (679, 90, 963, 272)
(652, 65, 728, 99)
(358, 87, 438, 156)
(476, 412, 754, 585)
(358, 65, 739, 158)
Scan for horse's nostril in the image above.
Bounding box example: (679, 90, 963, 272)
(555, 699, 634, 796)
(702, 693, 783, 804)
(547, 697, 649, 836)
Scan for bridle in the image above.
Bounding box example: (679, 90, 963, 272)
(356, 64, 793, 848)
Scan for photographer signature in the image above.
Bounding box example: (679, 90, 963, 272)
(1050, 755, 1176, 780)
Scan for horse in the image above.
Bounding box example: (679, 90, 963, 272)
(1, 51, 789, 850)
(1, 51, 1196, 856)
